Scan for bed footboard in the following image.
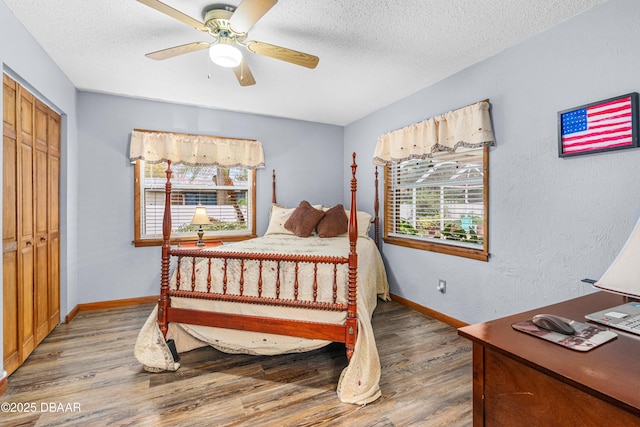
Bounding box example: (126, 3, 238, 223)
(163, 250, 353, 345)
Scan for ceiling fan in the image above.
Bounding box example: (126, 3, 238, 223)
(137, 0, 319, 86)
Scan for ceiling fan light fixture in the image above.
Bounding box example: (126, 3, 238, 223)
(209, 43, 242, 68)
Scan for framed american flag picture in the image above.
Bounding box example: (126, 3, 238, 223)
(558, 92, 639, 158)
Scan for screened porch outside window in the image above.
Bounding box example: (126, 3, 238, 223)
(384, 147, 488, 260)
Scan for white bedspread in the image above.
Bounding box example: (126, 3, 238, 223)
(134, 234, 389, 405)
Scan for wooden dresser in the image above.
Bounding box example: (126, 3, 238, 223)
(458, 292, 640, 426)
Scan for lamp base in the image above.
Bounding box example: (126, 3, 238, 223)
(196, 228, 205, 246)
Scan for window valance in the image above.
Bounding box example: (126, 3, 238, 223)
(373, 100, 495, 166)
(129, 129, 265, 169)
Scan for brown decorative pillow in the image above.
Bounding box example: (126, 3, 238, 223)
(317, 204, 349, 237)
(284, 200, 325, 237)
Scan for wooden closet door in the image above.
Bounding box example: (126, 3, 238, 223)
(17, 86, 35, 360)
(34, 100, 49, 344)
(3, 75, 60, 375)
(47, 110, 60, 331)
(3, 75, 20, 374)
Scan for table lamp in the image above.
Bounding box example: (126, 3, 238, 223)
(191, 206, 211, 246)
(595, 215, 640, 299)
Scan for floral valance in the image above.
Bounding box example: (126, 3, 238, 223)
(373, 100, 495, 165)
(129, 129, 265, 169)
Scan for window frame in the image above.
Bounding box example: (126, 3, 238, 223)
(133, 161, 257, 247)
(382, 146, 489, 261)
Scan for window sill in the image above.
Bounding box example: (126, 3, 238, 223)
(133, 234, 256, 248)
(383, 236, 489, 261)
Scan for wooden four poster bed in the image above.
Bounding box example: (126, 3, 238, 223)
(134, 152, 389, 405)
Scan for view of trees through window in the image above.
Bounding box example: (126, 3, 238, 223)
(139, 161, 253, 239)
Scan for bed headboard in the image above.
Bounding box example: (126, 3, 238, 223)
(270, 156, 380, 248)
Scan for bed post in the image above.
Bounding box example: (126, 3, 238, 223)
(158, 160, 172, 338)
(272, 169, 277, 204)
(373, 166, 380, 248)
(346, 153, 358, 361)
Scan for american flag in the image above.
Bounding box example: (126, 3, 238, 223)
(561, 96, 634, 155)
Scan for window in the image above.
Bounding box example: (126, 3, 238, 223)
(134, 161, 256, 246)
(383, 146, 489, 261)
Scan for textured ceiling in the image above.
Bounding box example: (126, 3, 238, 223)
(2, 0, 607, 125)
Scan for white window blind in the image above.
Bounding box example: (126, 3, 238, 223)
(387, 148, 485, 250)
(138, 161, 254, 240)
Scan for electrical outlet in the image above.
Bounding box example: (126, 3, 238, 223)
(437, 279, 446, 293)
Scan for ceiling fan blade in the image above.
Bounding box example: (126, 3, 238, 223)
(145, 42, 210, 60)
(246, 41, 319, 69)
(137, 0, 208, 32)
(229, 0, 277, 33)
(233, 58, 256, 86)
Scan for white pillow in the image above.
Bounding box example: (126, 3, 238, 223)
(265, 205, 295, 235)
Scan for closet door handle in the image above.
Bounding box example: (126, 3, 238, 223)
(40, 236, 47, 242)
(26, 240, 32, 246)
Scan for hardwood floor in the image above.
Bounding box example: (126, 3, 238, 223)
(1, 301, 472, 426)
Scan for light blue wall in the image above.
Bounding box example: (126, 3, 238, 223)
(345, 0, 640, 324)
(0, 1, 79, 376)
(76, 92, 343, 303)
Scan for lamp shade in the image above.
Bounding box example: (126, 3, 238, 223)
(191, 206, 211, 225)
(209, 43, 242, 68)
(595, 215, 640, 299)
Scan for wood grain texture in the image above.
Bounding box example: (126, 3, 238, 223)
(483, 348, 640, 426)
(4, 76, 61, 376)
(1, 301, 472, 426)
(0, 374, 7, 397)
(460, 292, 640, 425)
